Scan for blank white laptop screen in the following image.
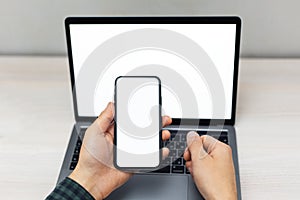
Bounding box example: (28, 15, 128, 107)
(69, 23, 236, 119)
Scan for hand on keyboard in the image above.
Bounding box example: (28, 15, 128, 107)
(184, 131, 237, 200)
(69, 102, 172, 200)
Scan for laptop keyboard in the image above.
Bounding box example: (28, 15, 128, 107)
(69, 129, 228, 174)
(69, 128, 86, 170)
(150, 130, 228, 174)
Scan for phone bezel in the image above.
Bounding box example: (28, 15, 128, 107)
(113, 76, 162, 172)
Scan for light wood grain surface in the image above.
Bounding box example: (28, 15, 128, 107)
(0, 56, 299, 199)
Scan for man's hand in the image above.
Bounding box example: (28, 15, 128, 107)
(184, 131, 237, 200)
(69, 102, 172, 200)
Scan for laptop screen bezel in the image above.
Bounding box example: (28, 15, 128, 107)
(65, 16, 241, 126)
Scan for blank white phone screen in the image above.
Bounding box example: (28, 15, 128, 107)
(115, 77, 160, 168)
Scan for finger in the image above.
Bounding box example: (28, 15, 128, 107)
(162, 130, 170, 141)
(107, 122, 114, 134)
(96, 102, 115, 132)
(187, 131, 209, 160)
(162, 115, 172, 127)
(185, 161, 192, 168)
(185, 161, 193, 175)
(105, 123, 115, 142)
(162, 147, 170, 159)
(201, 135, 219, 154)
(183, 149, 191, 161)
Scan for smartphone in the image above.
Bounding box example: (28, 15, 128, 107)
(114, 76, 162, 171)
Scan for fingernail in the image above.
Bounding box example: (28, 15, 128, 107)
(184, 147, 188, 152)
(187, 131, 198, 146)
(164, 116, 171, 124)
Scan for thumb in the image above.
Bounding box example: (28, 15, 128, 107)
(186, 131, 208, 160)
(96, 102, 114, 132)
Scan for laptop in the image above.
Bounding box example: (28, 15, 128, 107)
(58, 16, 242, 200)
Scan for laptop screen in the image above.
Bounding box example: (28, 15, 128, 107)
(67, 18, 239, 121)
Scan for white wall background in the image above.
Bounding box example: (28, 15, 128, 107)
(0, 0, 299, 57)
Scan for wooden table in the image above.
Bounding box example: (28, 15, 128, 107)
(0, 56, 299, 199)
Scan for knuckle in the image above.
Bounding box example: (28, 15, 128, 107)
(224, 144, 232, 154)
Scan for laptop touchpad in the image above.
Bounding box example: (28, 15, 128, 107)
(107, 174, 188, 200)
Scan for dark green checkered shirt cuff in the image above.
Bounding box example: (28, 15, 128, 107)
(46, 177, 95, 200)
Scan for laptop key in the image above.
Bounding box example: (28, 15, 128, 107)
(171, 132, 177, 140)
(172, 158, 182, 165)
(162, 157, 171, 165)
(180, 134, 186, 142)
(168, 142, 175, 150)
(177, 149, 185, 158)
(163, 140, 170, 147)
(72, 155, 79, 162)
(197, 131, 207, 136)
(74, 147, 80, 154)
(151, 165, 170, 173)
(176, 142, 186, 149)
(69, 162, 77, 170)
(172, 165, 184, 174)
(169, 150, 177, 157)
(186, 167, 190, 174)
(76, 139, 82, 146)
(219, 136, 228, 144)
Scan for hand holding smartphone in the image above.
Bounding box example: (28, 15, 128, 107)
(114, 76, 162, 172)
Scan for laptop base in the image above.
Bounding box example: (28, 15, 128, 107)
(58, 124, 241, 200)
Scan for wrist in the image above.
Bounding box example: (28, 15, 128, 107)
(209, 191, 237, 200)
(69, 167, 104, 200)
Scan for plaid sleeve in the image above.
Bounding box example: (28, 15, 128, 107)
(45, 177, 95, 200)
